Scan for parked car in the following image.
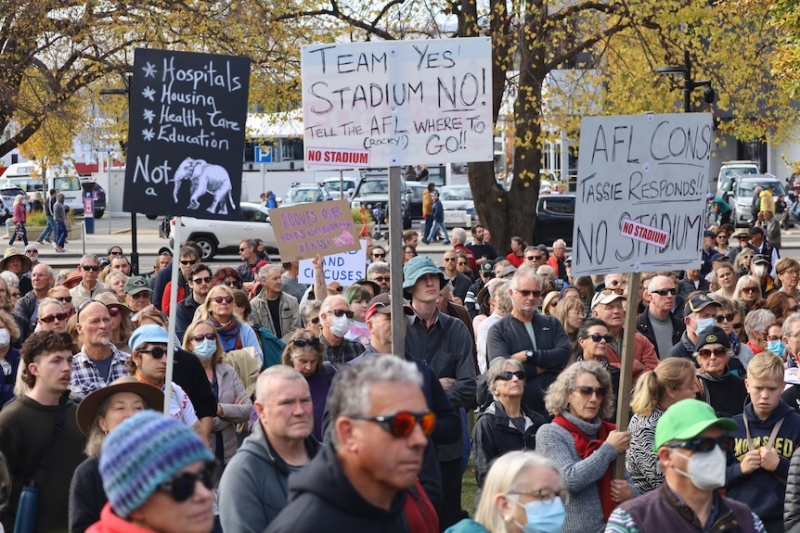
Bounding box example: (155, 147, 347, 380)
(166, 202, 278, 260)
(280, 183, 332, 207)
(439, 185, 476, 228)
(715, 160, 759, 194)
(722, 175, 786, 227)
(320, 177, 357, 200)
(533, 194, 575, 246)
(350, 171, 407, 225)
(0, 186, 30, 214)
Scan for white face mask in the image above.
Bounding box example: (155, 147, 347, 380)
(330, 314, 350, 337)
(0, 328, 9, 348)
(673, 445, 727, 491)
(754, 264, 768, 278)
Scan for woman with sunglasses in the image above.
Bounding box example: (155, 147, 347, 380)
(182, 320, 251, 466)
(127, 324, 202, 433)
(195, 285, 264, 364)
(88, 410, 215, 533)
(300, 300, 323, 337)
(94, 291, 133, 353)
(709, 295, 755, 369)
(49, 285, 75, 317)
(694, 326, 747, 418)
(715, 229, 732, 257)
(472, 357, 546, 503)
(734, 249, 755, 278)
(212, 267, 243, 291)
(541, 291, 559, 316)
(35, 297, 69, 333)
(0, 309, 20, 407)
(553, 296, 585, 346)
(735, 274, 763, 314)
(281, 329, 336, 442)
(536, 360, 635, 533)
(626, 358, 698, 495)
(766, 290, 800, 324)
(569, 319, 621, 412)
(70, 376, 164, 533)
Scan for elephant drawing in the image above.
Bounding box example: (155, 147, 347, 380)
(173, 158, 236, 215)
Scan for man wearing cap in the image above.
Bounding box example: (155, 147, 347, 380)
(605, 399, 765, 533)
(751, 255, 778, 297)
(465, 261, 495, 319)
(729, 229, 756, 262)
(124, 275, 153, 313)
(636, 275, 687, 360)
(251, 265, 301, 342)
(280, 261, 308, 303)
(591, 288, 659, 380)
(156, 246, 172, 272)
(24, 244, 39, 269)
(69, 254, 105, 307)
(319, 295, 365, 368)
(403, 255, 475, 529)
(701, 230, 718, 278)
(666, 294, 722, 360)
(14, 263, 54, 342)
(367, 261, 391, 293)
(750, 226, 779, 273)
(0, 331, 85, 532)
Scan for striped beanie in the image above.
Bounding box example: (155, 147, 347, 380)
(99, 411, 213, 518)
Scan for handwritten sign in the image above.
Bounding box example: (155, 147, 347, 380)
(301, 38, 493, 166)
(305, 147, 371, 168)
(571, 113, 713, 276)
(270, 199, 361, 261)
(123, 49, 251, 220)
(298, 239, 368, 286)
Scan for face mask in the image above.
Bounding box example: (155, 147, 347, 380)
(193, 339, 216, 360)
(512, 496, 566, 533)
(331, 315, 350, 337)
(673, 445, 726, 491)
(695, 317, 716, 334)
(0, 329, 9, 348)
(754, 264, 768, 278)
(767, 340, 786, 358)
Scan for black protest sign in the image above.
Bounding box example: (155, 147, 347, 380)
(123, 49, 251, 220)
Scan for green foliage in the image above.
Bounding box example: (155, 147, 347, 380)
(352, 208, 373, 225)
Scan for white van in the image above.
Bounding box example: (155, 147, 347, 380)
(0, 162, 84, 214)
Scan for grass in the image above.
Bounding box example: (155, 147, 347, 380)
(462, 455, 478, 517)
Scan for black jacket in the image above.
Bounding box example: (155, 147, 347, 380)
(636, 309, 686, 360)
(175, 294, 202, 342)
(265, 442, 409, 533)
(68, 455, 104, 533)
(172, 347, 217, 420)
(786, 445, 800, 531)
(13, 290, 38, 342)
(676, 277, 710, 301)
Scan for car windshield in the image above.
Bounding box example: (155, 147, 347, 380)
(285, 188, 322, 203)
(322, 181, 353, 192)
(441, 187, 473, 201)
(53, 176, 81, 192)
(723, 167, 758, 179)
(360, 181, 388, 194)
(737, 181, 786, 197)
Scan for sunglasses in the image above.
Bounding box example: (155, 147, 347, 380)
(373, 276, 390, 282)
(80, 265, 100, 272)
(55, 296, 72, 303)
(180, 259, 198, 266)
(138, 346, 168, 359)
(310, 317, 321, 325)
(733, 322, 743, 329)
(292, 337, 322, 348)
(213, 296, 233, 304)
(741, 287, 759, 293)
(350, 411, 437, 438)
(515, 289, 542, 299)
(332, 309, 354, 318)
(667, 436, 734, 453)
(573, 386, 607, 398)
(716, 313, 735, 323)
(651, 288, 676, 296)
(443, 257, 456, 262)
(222, 280, 240, 288)
(697, 346, 727, 358)
(39, 312, 67, 323)
(373, 253, 386, 258)
(108, 251, 122, 256)
(526, 255, 542, 261)
(107, 305, 124, 317)
(238, 247, 249, 252)
(497, 370, 525, 381)
(192, 333, 216, 342)
(158, 461, 217, 502)
(335, 286, 344, 293)
(602, 287, 625, 295)
(586, 333, 614, 343)
(192, 276, 212, 284)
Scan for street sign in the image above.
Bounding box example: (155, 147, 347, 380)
(300, 37, 494, 167)
(571, 112, 714, 276)
(123, 48, 251, 220)
(255, 145, 272, 163)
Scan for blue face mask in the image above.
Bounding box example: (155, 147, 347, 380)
(767, 340, 786, 358)
(696, 317, 717, 334)
(194, 339, 217, 360)
(513, 496, 566, 533)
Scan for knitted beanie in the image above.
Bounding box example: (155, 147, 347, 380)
(99, 411, 213, 518)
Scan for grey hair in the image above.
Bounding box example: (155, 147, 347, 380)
(320, 295, 349, 315)
(328, 354, 423, 446)
(509, 266, 542, 291)
(490, 280, 513, 314)
(258, 265, 282, 279)
(81, 254, 100, 265)
(553, 239, 566, 249)
(32, 262, 54, 279)
(647, 275, 674, 293)
(300, 299, 323, 323)
(745, 308, 776, 338)
(367, 261, 390, 277)
(105, 271, 129, 287)
(784, 313, 800, 339)
(487, 357, 525, 394)
(544, 360, 615, 419)
(255, 365, 306, 405)
(450, 227, 467, 245)
(0, 271, 19, 288)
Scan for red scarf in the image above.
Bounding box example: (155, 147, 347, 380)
(552, 414, 616, 519)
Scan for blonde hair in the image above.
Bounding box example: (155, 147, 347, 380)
(182, 320, 224, 363)
(630, 358, 696, 416)
(747, 351, 785, 383)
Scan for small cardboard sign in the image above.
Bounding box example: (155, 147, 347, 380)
(620, 219, 669, 249)
(305, 147, 371, 168)
(270, 199, 360, 261)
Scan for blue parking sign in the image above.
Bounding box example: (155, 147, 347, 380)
(255, 145, 272, 163)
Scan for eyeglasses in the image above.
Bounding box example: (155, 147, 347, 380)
(55, 296, 72, 303)
(651, 288, 676, 296)
(192, 276, 212, 284)
(733, 322, 743, 329)
(373, 276, 390, 282)
(457, 262, 468, 267)
(373, 253, 385, 258)
(573, 386, 607, 398)
(767, 335, 782, 342)
(137, 346, 168, 359)
(80, 265, 100, 272)
(334, 286, 344, 293)
(332, 309, 354, 318)
(508, 489, 568, 504)
(791, 305, 800, 312)
(526, 255, 542, 261)
(667, 436, 734, 453)
(107, 305, 123, 317)
(310, 317, 321, 325)
(586, 333, 614, 343)
(697, 346, 727, 358)
(602, 287, 625, 295)
(350, 411, 437, 438)
(158, 461, 217, 502)
(39, 312, 67, 323)
(443, 257, 456, 262)
(292, 337, 322, 348)
(515, 289, 542, 299)
(238, 247, 249, 252)
(716, 313, 735, 323)
(222, 280, 240, 288)
(497, 370, 525, 381)
(213, 296, 233, 304)
(192, 333, 216, 342)
(180, 259, 198, 266)
(741, 287, 759, 293)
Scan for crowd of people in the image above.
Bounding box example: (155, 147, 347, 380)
(2, 214, 800, 533)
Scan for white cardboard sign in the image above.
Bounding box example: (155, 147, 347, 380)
(298, 239, 368, 287)
(571, 113, 713, 276)
(301, 38, 494, 166)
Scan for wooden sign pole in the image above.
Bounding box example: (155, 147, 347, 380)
(613, 271, 641, 479)
(388, 166, 405, 358)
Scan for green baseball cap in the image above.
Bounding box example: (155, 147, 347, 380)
(653, 399, 738, 452)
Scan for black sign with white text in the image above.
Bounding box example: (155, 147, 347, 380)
(123, 49, 251, 220)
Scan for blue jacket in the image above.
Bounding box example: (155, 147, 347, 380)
(432, 198, 444, 222)
(726, 399, 800, 521)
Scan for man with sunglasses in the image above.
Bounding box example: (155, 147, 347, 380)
(370, 245, 387, 263)
(69, 254, 105, 307)
(636, 275, 687, 360)
(367, 261, 391, 293)
(523, 245, 543, 269)
(667, 293, 723, 360)
(175, 263, 214, 343)
(238, 239, 266, 292)
(606, 399, 764, 533)
(318, 296, 365, 368)
(124, 275, 154, 313)
(251, 265, 301, 342)
(266, 355, 432, 533)
(13, 263, 54, 342)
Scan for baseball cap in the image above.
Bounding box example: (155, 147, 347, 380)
(591, 288, 626, 309)
(499, 265, 517, 278)
(157, 246, 173, 256)
(365, 293, 414, 322)
(128, 324, 169, 351)
(683, 293, 721, 316)
(653, 398, 737, 451)
(695, 326, 731, 352)
(704, 230, 717, 238)
(479, 262, 495, 277)
(753, 254, 770, 266)
(124, 276, 152, 295)
(709, 252, 728, 263)
(749, 226, 764, 236)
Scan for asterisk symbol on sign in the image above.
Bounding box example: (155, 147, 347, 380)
(142, 87, 156, 101)
(142, 62, 157, 78)
(142, 128, 155, 141)
(143, 109, 155, 124)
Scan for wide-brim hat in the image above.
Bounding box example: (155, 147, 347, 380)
(63, 271, 83, 289)
(0, 249, 32, 274)
(76, 376, 164, 436)
(354, 279, 381, 296)
(402, 256, 447, 290)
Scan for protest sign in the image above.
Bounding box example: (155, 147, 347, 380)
(571, 113, 714, 276)
(270, 199, 361, 261)
(301, 38, 493, 167)
(298, 239, 368, 287)
(305, 147, 371, 168)
(123, 49, 250, 220)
